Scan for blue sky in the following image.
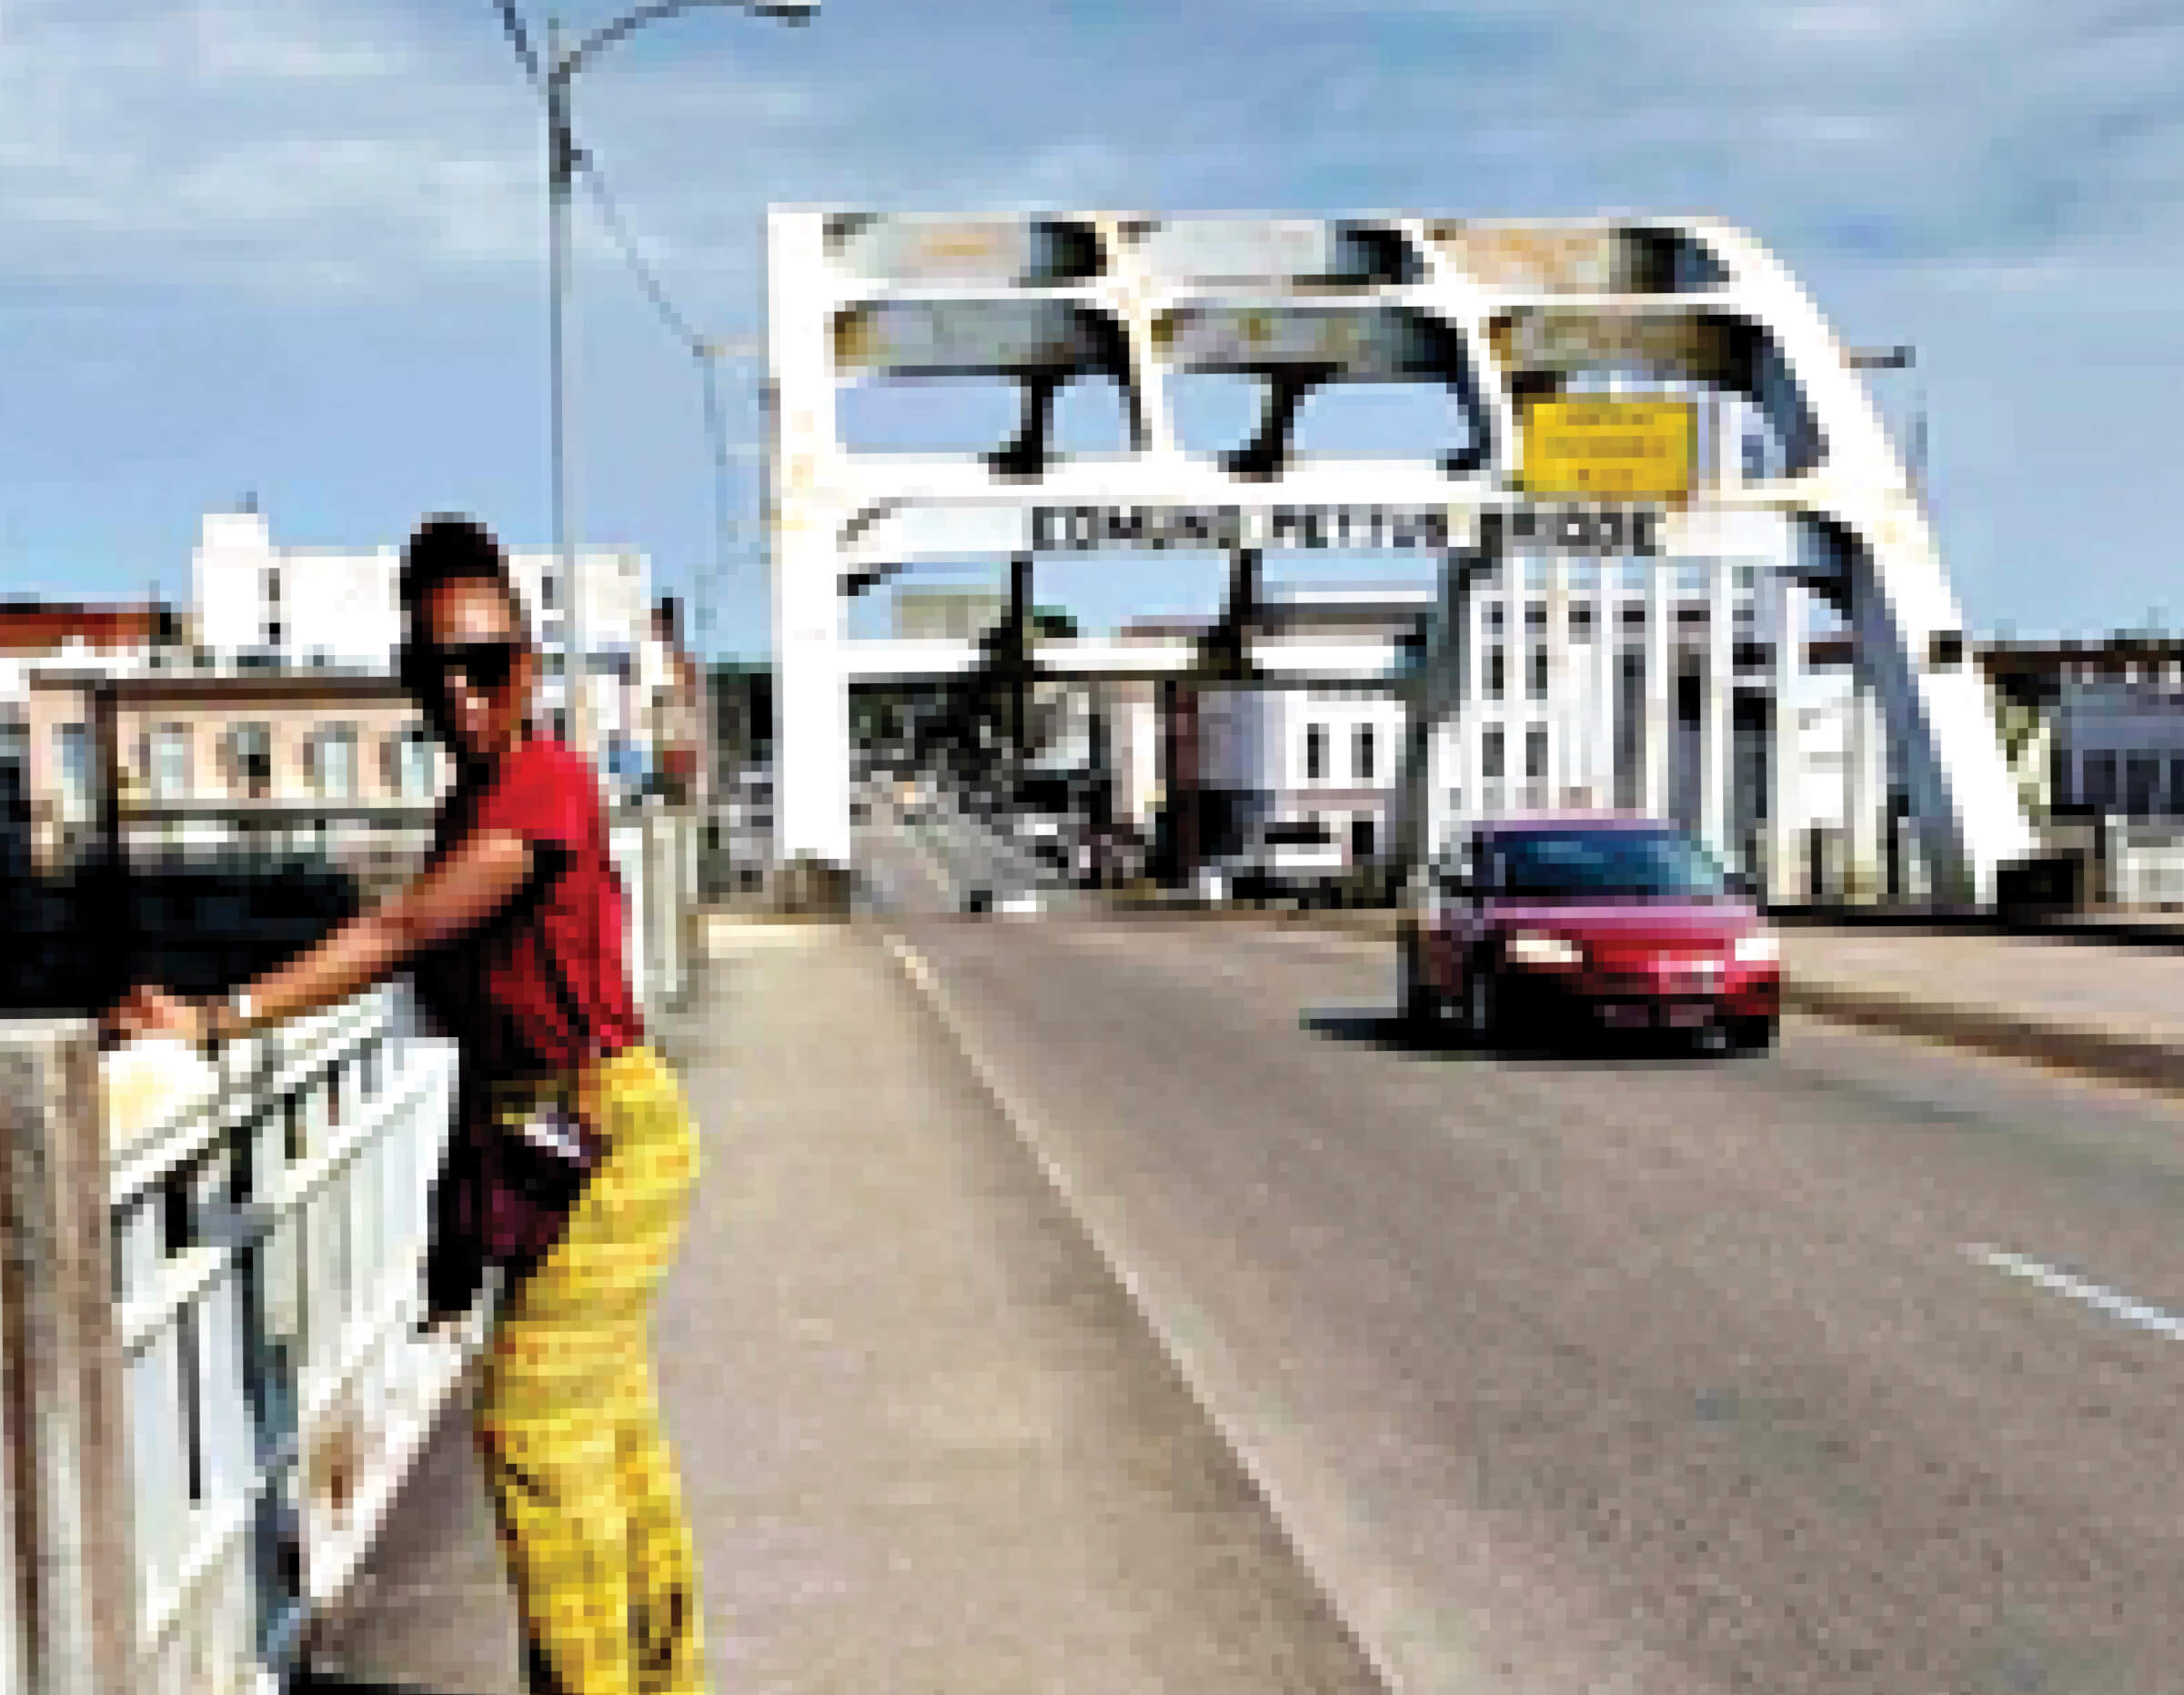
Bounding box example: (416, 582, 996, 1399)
(2, 0, 2181, 655)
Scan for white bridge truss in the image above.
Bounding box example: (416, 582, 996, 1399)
(769, 208, 2034, 904)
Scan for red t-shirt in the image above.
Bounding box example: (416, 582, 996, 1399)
(416, 738, 644, 1077)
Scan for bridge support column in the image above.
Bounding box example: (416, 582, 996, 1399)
(1845, 649, 1887, 904)
(1643, 555, 1674, 820)
(1452, 557, 1486, 834)
(767, 205, 852, 873)
(1590, 565, 1619, 810)
(772, 529, 853, 870)
(1766, 571, 1805, 905)
(1545, 554, 1571, 806)
(1701, 556, 1736, 860)
(1395, 549, 1475, 883)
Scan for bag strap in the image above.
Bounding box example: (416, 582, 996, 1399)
(539, 816, 616, 1072)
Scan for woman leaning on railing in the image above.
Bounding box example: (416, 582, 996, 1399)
(103, 515, 711, 1695)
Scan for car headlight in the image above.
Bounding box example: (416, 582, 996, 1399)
(1732, 930, 1780, 965)
(1504, 930, 1585, 969)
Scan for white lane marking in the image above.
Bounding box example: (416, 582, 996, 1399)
(882, 812, 958, 904)
(1968, 1245, 2184, 1342)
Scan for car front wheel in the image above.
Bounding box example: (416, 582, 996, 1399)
(1460, 965, 1501, 1045)
(1724, 1014, 1777, 1054)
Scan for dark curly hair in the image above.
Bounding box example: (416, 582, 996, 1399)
(397, 514, 529, 640)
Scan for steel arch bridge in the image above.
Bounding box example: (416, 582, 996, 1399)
(768, 209, 2033, 905)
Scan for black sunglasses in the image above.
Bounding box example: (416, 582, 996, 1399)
(410, 639, 525, 695)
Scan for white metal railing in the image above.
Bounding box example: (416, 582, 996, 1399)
(106, 984, 465, 1694)
(5, 804, 699, 1694)
(2109, 820, 2184, 908)
(610, 803, 698, 1014)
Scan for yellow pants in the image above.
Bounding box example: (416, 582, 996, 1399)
(472, 1046, 707, 1695)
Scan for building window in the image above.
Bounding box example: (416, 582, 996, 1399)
(1304, 723, 1328, 783)
(1485, 648, 1505, 701)
(2083, 752, 2119, 811)
(2171, 754, 2184, 814)
(1528, 647, 1549, 701)
(1481, 726, 1505, 780)
(1525, 725, 1549, 781)
(228, 723, 272, 800)
(1485, 603, 1505, 634)
(1525, 601, 1547, 632)
(541, 571, 560, 610)
(2127, 754, 2161, 816)
(1354, 725, 1377, 784)
(56, 721, 93, 810)
(149, 724, 192, 802)
(1350, 815, 1376, 862)
(265, 619, 285, 649)
(388, 726, 437, 801)
(308, 725, 358, 801)
(1570, 604, 1595, 641)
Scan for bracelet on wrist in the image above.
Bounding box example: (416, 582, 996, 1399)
(196, 997, 227, 1062)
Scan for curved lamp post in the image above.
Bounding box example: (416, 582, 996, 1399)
(543, 0, 815, 773)
(691, 337, 761, 809)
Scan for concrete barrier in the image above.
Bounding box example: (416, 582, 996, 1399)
(0, 1024, 135, 1695)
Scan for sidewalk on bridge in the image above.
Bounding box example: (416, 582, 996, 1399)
(306, 920, 1379, 1694)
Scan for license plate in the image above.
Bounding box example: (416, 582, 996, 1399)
(1661, 1002, 1715, 1029)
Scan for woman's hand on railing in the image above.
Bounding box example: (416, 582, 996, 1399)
(102, 982, 209, 1050)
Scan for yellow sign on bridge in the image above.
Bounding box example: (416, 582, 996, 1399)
(1519, 397, 1697, 499)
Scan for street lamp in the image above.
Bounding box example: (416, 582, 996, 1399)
(1849, 344, 1925, 499)
(691, 336, 761, 811)
(540, 0, 816, 772)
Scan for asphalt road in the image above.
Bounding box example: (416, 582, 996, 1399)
(858, 782, 1083, 916)
(870, 895, 2184, 1694)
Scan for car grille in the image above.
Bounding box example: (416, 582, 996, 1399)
(1595, 956, 1727, 995)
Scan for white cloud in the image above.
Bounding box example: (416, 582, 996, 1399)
(0, 0, 820, 295)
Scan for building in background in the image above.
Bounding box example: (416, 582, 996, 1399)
(0, 599, 185, 866)
(891, 587, 1007, 642)
(1104, 580, 1892, 899)
(1982, 638, 2184, 819)
(191, 506, 699, 804)
(23, 664, 445, 881)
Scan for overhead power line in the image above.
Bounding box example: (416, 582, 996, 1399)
(577, 157, 704, 353)
(491, 0, 543, 83)
(488, 1, 713, 359)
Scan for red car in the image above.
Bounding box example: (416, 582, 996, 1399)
(1399, 815, 1780, 1052)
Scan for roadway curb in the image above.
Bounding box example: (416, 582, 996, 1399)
(1067, 904, 2184, 1097)
(877, 930, 1402, 1694)
(1776, 979, 2184, 1097)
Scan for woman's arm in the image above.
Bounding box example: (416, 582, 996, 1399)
(106, 829, 537, 1046)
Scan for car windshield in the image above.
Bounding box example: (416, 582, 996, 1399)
(1263, 822, 1333, 845)
(1490, 828, 1730, 899)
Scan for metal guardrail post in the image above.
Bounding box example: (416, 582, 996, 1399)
(0, 1022, 136, 1695)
